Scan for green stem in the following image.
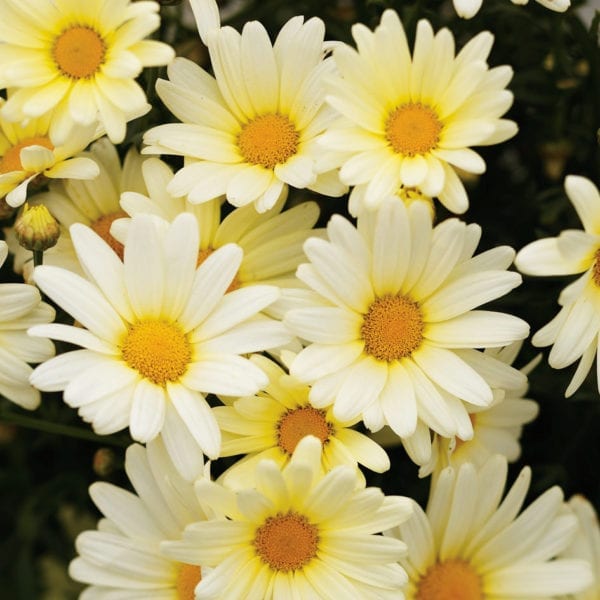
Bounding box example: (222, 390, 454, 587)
(0, 410, 129, 447)
(33, 250, 43, 267)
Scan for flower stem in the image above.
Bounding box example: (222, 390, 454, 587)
(33, 249, 43, 267)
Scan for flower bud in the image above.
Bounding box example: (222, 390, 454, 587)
(14, 203, 60, 252)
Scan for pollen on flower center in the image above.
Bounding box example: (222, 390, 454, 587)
(238, 113, 299, 169)
(0, 137, 55, 174)
(276, 407, 333, 456)
(53, 26, 106, 79)
(386, 103, 442, 156)
(90, 210, 128, 260)
(361, 295, 424, 362)
(591, 248, 600, 287)
(176, 563, 202, 600)
(254, 511, 319, 572)
(196, 246, 241, 292)
(416, 559, 483, 600)
(121, 320, 191, 386)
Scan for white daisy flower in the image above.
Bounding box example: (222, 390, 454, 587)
(143, 2, 346, 213)
(320, 11, 517, 214)
(558, 496, 600, 600)
(28, 213, 291, 479)
(162, 435, 412, 599)
(0, 0, 175, 143)
(70, 437, 213, 598)
(285, 199, 529, 451)
(515, 175, 600, 397)
(213, 353, 390, 490)
(387, 455, 594, 599)
(113, 155, 321, 318)
(453, 0, 569, 19)
(0, 240, 55, 409)
(7, 138, 147, 281)
(0, 100, 100, 208)
(416, 342, 540, 476)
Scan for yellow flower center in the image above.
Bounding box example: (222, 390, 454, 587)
(254, 511, 318, 572)
(90, 210, 128, 260)
(361, 295, 424, 362)
(176, 563, 202, 600)
(196, 247, 241, 292)
(238, 114, 299, 169)
(416, 560, 483, 600)
(592, 248, 600, 287)
(276, 407, 334, 456)
(121, 320, 191, 386)
(53, 26, 106, 79)
(386, 103, 442, 156)
(0, 137, 55, 174)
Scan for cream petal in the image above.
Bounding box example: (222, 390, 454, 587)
(129, 379, 167, 443)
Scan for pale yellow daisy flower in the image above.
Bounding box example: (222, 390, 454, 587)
(28, 213, 291, 479)
(7, 137, 146, 281)
(285, 199, 529, 448)
(213, 353, 390, 489)
(162, 436, 412, 599)
(0, 240, 55, 409)
(70, 438, 213, 599)
(321, 10, 517, 214)
(453, 0, 569, 19)
(0, 99, 99, 208)
(0, 0, 175, 143)
(388, 455, 593, 599)
(515, 175, 600, 397)
(143, 1, 346, 213)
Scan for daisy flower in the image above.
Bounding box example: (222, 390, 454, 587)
(453, 0, 569, 19)
(0, 240, 55, 409)
(113, 155, 321, 317)
(162, 435, 412, 599)
(285, 199, 529, 447)
(143, 2, 346, 213)
(515, 175, 600, 397)
(321, 11, 517, 214)
(0, 99, 99, 208)
(7, 137, 146, 281)
(28, 213, 291, 479)
(388, 455, 594, 599)
(213, 353, 390, 489)
(558, 496, 600, 600)
(0, 0, 175, 143)
(70, 437, 213, 598)
(417, 342, 540, 477)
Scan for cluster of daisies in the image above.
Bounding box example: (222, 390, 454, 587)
(0, 0, 598, 598)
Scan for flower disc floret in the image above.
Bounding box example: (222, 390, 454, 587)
(416, 560, 482, 600)
(52, 26, 106, 79)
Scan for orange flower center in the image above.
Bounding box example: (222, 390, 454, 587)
(121, 320, 191, 386)
(416, 559, 483, 600)
(254, 512, 318, 572)
(196, 247, 240, 292)
(276, 407, 333, 456)
(238, 114, 299, 169)
(176, 563, 202, 600)
(90, 210, 128, 260)
(53, 26, 106, 79)
(0, 137, 54, 174)
(361, 295, 424, 362)
(386, 103, 442, 156)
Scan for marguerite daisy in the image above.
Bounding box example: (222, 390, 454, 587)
(285, 199, 529, 448)
(213, 353, 390, 489)
(112, 156, 321, 318)
(162, 435, 412, 599)
(452, 0, 569, 19)
(0, 100, 99, 208)
(388, 455, 594, 599)
(515, 175, 600, 397)
(0, 240, 55, 409)
(143, 1, 346, 212)
(7, 137, 146, 281)
(321, 11, 517, 214)
(70, 437, 213, 598)
(28, 213, 291, 479)
(0, 0, 175, 143)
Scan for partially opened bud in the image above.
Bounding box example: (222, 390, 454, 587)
(14, 203, 60, 252)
